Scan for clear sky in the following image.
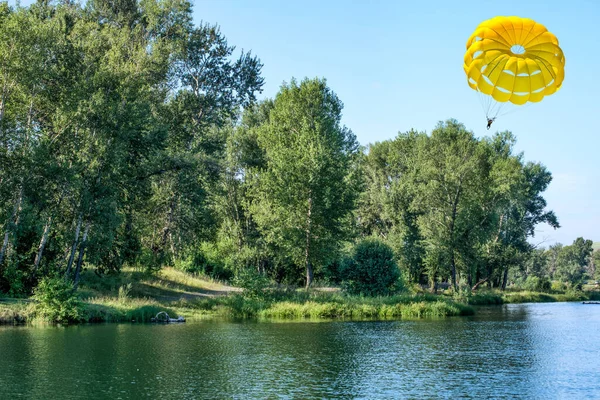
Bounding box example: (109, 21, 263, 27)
(193, 0, 599, 246)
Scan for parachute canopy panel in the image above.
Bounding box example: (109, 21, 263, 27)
(464, 16, 565, 106)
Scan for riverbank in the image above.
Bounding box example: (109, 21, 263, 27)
(1, 268, 599, 325)
(0, 291, 475, 325)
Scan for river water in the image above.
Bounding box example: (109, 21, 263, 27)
(1, 302, 599, 399)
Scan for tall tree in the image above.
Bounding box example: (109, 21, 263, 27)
(357, 132, 426, 284)
(250, 78, 360, 288)
(411, 120, 489, 290)
(143, 22, 264, 267)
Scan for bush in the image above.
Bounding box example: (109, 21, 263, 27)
(523, 276, 551, 292)
(33, 277, 81, 323)
(233, 269, 273, 300)
(2, 263, 28, 297)
(173, 245, 233, 281)
(341, 238, 403, 296)
(551, 281, 567, 292)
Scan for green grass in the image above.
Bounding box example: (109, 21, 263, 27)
(179, 292, 474, 320)
(502, 290, 588, 303)
(457, 288, 597, 305)
(77, 267, 237, 301)
(259, 299, 472, 319)
(82, 297, 181, 323)
(0, 300, 31, 324)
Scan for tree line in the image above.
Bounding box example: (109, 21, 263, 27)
(0, 0, 596, 297)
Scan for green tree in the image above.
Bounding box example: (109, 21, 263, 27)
(478, 135, 558, 290)
(357, 132, 426, 284)
(555, 237, 593, 285)
(142, 21, 264, 267)
(250, 78, 360, 288)
(341, 238, 401, 296)
(411, 120, 489, 291)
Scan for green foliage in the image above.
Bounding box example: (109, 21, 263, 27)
(260, 299, 473, 319)
(1, 263, 28, 298)
(189, 291, 473, 320)
(466, 291, 504, 305)
(551, 281, 567, 292)
(118, 283, 132, 303)
(502, 290, 586, 303)
(522, 276, 551, 292)
(32, 278, 81, 324)
(341, 239, 403, 296)
(0, 0, 582, 304)
(172, 244, 232, 281)
(552, 237, 593, 285)
(249, 78, 360, 287)
(233, 269, 272, 300)
(0, 0, 262, 296)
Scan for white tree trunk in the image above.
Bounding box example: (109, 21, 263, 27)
(33, 216, 52, 273)
(73, 222, 91, 289)
(65, 213, 82, 277)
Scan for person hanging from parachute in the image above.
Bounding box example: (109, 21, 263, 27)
(463, 16, 565, 129)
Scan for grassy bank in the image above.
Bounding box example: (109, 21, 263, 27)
(0, 292, 474, 324)
(460, 289, 600, 305)
(184, 292, 475, 320)
(2, 268, 599, 325)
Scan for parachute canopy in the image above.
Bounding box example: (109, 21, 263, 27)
(464, 16, 565, 115)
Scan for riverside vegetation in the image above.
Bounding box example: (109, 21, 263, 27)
(1, 265, 599, 325)
(1, 1, 599, 324)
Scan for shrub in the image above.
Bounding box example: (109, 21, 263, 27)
(2, 263, 28, 298)
(233, 269, 273, 300)
(522, 276, 551, 292)
(341, 238, 403, 296)
(173, 245, 233, 281)
(118, 283, 132, 303)
(551, 281, 567, 293)
(33, 277, 81, 323)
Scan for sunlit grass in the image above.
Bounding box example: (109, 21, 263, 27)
(156, 268, 234, 292)
(78, 267, 238, 301)
(502, 290, 587, 304)
(258, 299, 471, 319)
(181, 292, 475, 320)
(0, 301, 31, 324)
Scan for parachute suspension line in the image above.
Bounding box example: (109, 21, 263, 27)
(476, 88, 506, 121)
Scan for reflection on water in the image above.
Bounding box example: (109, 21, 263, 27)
(0, 302, 599, 399)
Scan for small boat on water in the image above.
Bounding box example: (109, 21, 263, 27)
(151, 311, 186, 323)
(582, 301, 600, 305)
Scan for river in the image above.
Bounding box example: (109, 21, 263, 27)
(1, 302, 599, 399)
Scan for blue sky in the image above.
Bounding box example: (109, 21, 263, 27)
(194, 0, 599, 246)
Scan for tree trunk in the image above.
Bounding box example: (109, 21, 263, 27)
(0, 229, 8, 267)
(450, 253, 457, 291)
(158, 196, 176, 260)
(305, 196, 313, 289)
(65, 213, 82, 278)
(73, 222, 90, 289)
(0, 185, 23, 266)
(449, 184, 462, 292)
(33, 216, 52, 274)
(0, 83, 7, 136)
(471, 277, 488, 291)
(430, 273, 437, 294)
(467, 269, 473, 288)
(501, 266, 509, 291)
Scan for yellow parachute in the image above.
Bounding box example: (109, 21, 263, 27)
(464, 16, 565, 126)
